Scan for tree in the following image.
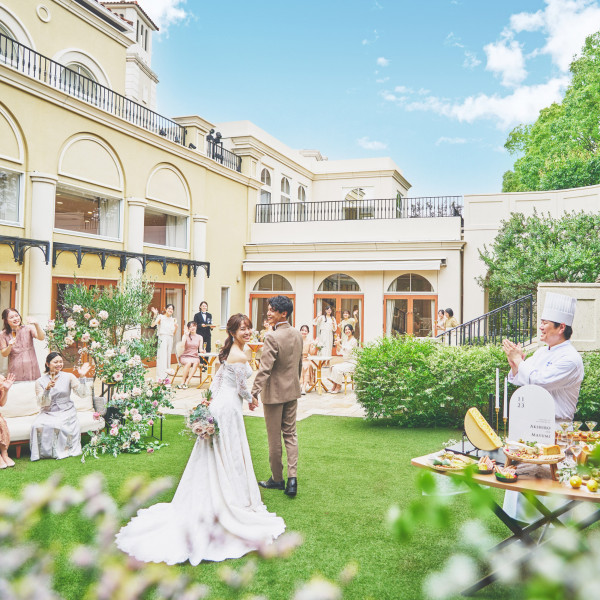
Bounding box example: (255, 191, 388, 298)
(478, 211, 600, 304)
(502, 32, 600, 191)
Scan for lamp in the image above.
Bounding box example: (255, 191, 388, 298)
(188, 143, 197, 149)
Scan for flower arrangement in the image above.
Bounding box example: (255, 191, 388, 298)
(184, 390, 219, 441)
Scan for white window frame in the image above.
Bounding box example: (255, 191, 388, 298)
(0, 166, 24, 227)
(143, 207, 189, 252)
(220, 286, 230, 328)
(281, 176, 291, 204)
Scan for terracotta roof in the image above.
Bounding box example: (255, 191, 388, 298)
(101, 1, 159, 31)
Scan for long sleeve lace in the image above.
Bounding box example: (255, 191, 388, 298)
(233, 364, 252, 402)
(35, 379, 51, 407)
(69, 374, 89, 397)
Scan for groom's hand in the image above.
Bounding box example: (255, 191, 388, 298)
(249, 397, 259, 411)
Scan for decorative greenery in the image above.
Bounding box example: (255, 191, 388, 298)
(477, 210, 600, 305)
(502, 32, 600, 192)
(576, 350, 600, 421)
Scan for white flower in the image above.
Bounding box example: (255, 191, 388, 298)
(66, 318, 77, 329)
(130, 408, 139, 416)
(146, 390, 153, 397)
(81, 332, 91, 342)
(131, 431, 140, 441)
(112, 372, 123, 382)
(120, 347, 127, 355)
(293, 577, 342, 600)
(72, 305, 83, 313)
(98, 310, 109, 320)
(90, 341, 101, 350)
(89, 318, 100, 328)
(64, 336, 74, 346)
(109, 428, 118, 436)
(46, 320, 55, 331)
(121, 441, 130, 449)
(131, 387, 142, 397)
(132, 414, 142, 423)
(105, 349, 116, 359)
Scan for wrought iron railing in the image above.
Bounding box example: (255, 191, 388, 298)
(0, 32, 185, 145)
(206, 139, 242, 172)
(255, 195, 463, 223)
(437, 294, 535, 346)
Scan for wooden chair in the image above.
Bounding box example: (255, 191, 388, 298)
(172, 342, 200, 388)
(343, 372, 355, 394)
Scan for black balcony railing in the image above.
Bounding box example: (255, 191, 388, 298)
(255, 196, 463, 223)
(0, 32, 185, 145)
(206, 139, 242, 172)
(437, 294, 535, 347)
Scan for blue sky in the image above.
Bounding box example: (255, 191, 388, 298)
(140, 0, 600, 197)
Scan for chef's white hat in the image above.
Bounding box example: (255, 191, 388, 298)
(541, 292, 577, 326)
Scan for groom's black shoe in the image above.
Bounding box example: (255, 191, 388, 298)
(284, 477, 297, 497)
(258, 477, 285, 490)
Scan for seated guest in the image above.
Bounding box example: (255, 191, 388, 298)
(31, 353, 91, 461)
(327, 325, 358, 394)
(177, 321, 203, 389)
(0, 373, 16, 468)
(0, 308, 45, 381)
(300, 325, 315, 395)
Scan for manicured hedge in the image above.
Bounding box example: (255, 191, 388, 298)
(354, 336, 600, 428)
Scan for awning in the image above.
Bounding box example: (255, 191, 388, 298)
(242, 259, 445, 272)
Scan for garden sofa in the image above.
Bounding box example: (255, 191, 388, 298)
(2, 379, 106, 458)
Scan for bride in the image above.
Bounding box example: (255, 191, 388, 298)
(116, 313, 285, 564)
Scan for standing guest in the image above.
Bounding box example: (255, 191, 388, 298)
(339, 309, 359, 343)
(0, 373, 16, 468)
(299, 325, 315, 395)
(327, 325, 358, 394)
(194, 301, 214, 369)
(259, 319, 272, 342)
(177, 321, 203, 389)
(151, 304, 178, 381)
(31, 353, 91, 461)
(0, 308, 45, 381)
(313, 305, 336, 359)
(436, 309, 447, 333)
(251, 296, 303, 497)
(444, 308, 459, 329)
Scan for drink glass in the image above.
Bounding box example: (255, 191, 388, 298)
(586, 421, 597, 432)
(573, 421, 582, 432)
(570, 442, 583, 463)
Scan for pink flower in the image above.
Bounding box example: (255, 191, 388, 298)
(98, 310, 109, 320)
(132, 414, 142, 423)
(66, 318, 76, 329)
(112, 372, 123, 382)
(120, 347, 127, 355)
(131, 431, 140, 441)
(147, 448, 154, 454)
(131, 387, 142, 397)
(92, 412, 101, 420)
(89, 318, 99, 328)
(81, 332, 91, 342)
(84, 313, 91, 320)
(148, 419, 154, 426)
(109, 428, 118, 436)
(152, 400, 158, 407)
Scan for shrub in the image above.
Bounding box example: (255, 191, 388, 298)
(576, 350, 600, 421)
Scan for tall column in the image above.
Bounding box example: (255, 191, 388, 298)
(28, 172, 57, 367)
(192, 215, 209, 314)
(126, 197, 147, 278)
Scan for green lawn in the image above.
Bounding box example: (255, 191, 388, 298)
(0, 415, 521, 600)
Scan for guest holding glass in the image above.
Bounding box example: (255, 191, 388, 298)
(313, 305, 336, 359)
(177, 321, 203, 389)
(151, 304, 178, 381)
(327, 325, 358, 394)
(299, 325, 315, 395)
(0, 373, 16, 468)
(0, 308, 45, 381)
(31, 353, 91, 461)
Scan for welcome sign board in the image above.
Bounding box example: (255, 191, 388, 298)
(508, 385, 555, 445)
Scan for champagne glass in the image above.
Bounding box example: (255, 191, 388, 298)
(570, 442, 583, 463)
(586, 421, 597, 432)
(560, 421, 570, 433)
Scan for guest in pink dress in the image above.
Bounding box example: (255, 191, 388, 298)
(177, 321, 203, 389)
(0, 308, 45, 381)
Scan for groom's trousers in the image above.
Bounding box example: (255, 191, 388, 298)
(263, 400, 298, 481)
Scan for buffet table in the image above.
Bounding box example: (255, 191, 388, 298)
(412, 452, 600, 596)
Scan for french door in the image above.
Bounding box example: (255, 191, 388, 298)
(249, 293, 295, 329)
(384, 295, 437, 337)
(314, 294, 364, 353)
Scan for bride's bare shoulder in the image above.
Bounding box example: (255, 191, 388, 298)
(227, 346, 249, 365)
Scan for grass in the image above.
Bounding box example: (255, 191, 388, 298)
(0, 415, 521, 600)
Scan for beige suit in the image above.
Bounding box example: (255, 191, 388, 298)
(251, 321, 303, 481)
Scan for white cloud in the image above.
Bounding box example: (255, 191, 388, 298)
(376, 77, 390, 83)
(445, 32, 464, 48)
(463, 50, 481, 69)
(376, 56, 390, 67)
(394, 85, 413, 93)
(136, 0, 188, 32)
(418, 88, 430, 95)
(381, 91, 399, 102)
(510, 9, 545, 32)
(484, 37, 527, 87)
(435, 137, 468, 146)
(404, 76, 570, 129)
(357, 136, 388, 150)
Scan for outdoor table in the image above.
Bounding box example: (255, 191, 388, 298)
(196, 352, 219, 388)
(307, 355, 333, 394)
(411, 452, 600, 596)
(247, 341, 263, 370)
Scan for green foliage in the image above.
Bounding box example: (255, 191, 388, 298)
(502, 32, 600, 191)
(478, 210, 600, 304)
(577, 350, 600, 421)
(355, 336, 510, 427)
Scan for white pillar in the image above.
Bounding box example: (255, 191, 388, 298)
(126, 197, 147, 278)
(28, 172, 57, 366)
(192, 215, 209, 314)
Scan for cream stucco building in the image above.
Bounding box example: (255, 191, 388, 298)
(1, 0, 600, 370)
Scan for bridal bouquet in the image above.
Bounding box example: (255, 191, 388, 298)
(185, 391, 219, 440)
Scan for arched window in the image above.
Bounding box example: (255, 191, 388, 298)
(318, 273, 360, 292)
(281, 177, 290, 204)
(343, 187, 374, 219)
(261, 168, 271, 186)
(0, 22, 14, 39)
(344, 188, 366, 201)
(253, 274, 293, 292)
(66, 62, 97, 83)
(259, 168, 271, 205)
(387, 274, 433, 293)
(298, 186, 306, 202)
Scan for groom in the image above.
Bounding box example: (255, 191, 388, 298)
(251, 295, 303, 497)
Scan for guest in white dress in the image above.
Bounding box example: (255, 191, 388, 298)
(31, 353, 91, 461)
(116, 313, 285, 565)
(151, 304, 178, 381)
(313, 305, 336, 358)
(327, 325, 358, 394)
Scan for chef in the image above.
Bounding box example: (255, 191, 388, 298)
(502, 292, 584, 521)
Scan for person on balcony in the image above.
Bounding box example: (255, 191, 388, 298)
(0, 308, 45, 381)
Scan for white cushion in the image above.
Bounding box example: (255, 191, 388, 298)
(2, 381, 38, 418)
(6, 415, 34, 442)
(78, 413, 105, 433)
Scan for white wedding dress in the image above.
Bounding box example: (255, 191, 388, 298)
(115, 362, 285, 565)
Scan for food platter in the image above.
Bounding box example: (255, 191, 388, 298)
(503, 448, 565, 465)
(428, 451, 476, 472)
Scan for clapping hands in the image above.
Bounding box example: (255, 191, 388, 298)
(0, 373, 15, 392)
(502, 339, 524, 369)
